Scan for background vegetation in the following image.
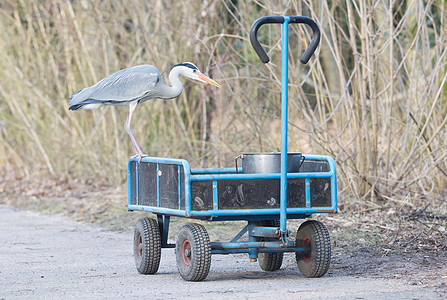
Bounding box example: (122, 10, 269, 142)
(0, 0, 445, 210)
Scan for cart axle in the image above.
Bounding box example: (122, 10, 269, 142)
(211, 247, 308, 255)
(211, 241, 310, 251)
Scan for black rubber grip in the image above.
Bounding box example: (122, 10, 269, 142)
(249, 16, 284, 63)
(249, 16, 320, 64)
(289, 16, 320, 64)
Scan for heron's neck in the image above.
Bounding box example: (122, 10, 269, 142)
(160, 68, 183, 99)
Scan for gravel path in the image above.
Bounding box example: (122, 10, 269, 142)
(0, 206, 443, 299)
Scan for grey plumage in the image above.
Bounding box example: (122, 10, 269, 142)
(69, 65, 163, 110)
(68, 62, 221, 157)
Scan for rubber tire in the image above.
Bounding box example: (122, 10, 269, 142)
(258, 220, 283, 272)
(133, 218, 161, 275)
(175, 223, 211, 281)
(295, 220, 331, 278)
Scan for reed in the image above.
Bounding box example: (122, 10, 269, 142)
(0, 0, 445, 206)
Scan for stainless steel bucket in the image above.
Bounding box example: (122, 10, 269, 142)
(236, 152, 303, 174)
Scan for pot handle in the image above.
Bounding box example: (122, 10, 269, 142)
(235, 155, 241, 174)
(298, 155, 306, 171)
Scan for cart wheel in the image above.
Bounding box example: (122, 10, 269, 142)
(175, 223, 211, 281)
(133, 217, 161, 275)
(295, 220, 331, 278)
(258, 220, 283, 272)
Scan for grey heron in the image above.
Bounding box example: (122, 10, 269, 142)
(68, 62, 221, 157)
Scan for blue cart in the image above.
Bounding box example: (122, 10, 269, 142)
(128, 16, 337, 281)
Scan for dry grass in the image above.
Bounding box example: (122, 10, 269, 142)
(0, 0, 445, 210)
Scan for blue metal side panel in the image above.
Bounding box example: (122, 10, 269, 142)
(212, 180, 218, 211)
(188, 207, 334, 217)
(156, 163, 160, 207)
(127, 157, 191, 217)
(127, 159, 132, 208)
(305, 178, 311, 208)
(178, 165, 182, 210)
(327, 155, 338, 211)
(190, 171, 333, 181)
(127, 154, 337, 218)
(136, 162, 139, 205)
(127, 205, 188, 217)
(191, 168, 240, 174)
(183, 162, 192, 217)
(304, 155, 337, 211)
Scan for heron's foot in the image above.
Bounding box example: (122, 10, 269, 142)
(131, 153, 148, 163)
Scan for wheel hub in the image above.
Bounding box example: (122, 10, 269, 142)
(302, 237, 311, 262)
(138, 235, 143, 258)
(182, 240, 191, 265)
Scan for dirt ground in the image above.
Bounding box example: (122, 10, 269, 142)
(1, 174, 446, 298)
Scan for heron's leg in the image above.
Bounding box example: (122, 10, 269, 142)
(125, 102, 147, 158)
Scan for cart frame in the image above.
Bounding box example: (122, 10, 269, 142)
(127, 154, 337, 220)
(128, 16, 337, 273)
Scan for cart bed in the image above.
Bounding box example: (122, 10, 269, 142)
(128, 154, 337, 220)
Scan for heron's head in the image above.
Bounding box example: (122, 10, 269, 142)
(174, 62, 221, 88)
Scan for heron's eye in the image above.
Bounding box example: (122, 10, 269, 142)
(193, 69, 197, 73)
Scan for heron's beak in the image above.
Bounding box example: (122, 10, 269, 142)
(197, 72, 222, 88)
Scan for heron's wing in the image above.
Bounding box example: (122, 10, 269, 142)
(68, 65, 161, 107)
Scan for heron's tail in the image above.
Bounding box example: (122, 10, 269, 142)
(68, 103, 83, 110)
(69, 99, 104, 110)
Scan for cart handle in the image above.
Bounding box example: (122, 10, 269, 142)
(249, 16, 320, 64)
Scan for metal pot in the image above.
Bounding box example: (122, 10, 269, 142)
(236, 152, 303, 174)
